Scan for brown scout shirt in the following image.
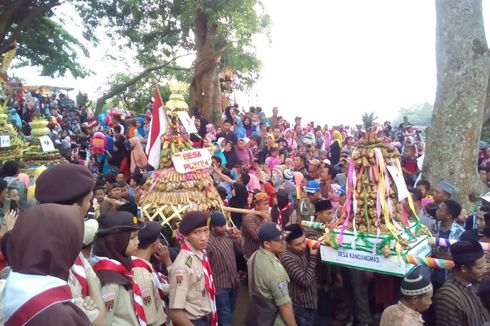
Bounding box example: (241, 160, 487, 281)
(132, 258, 168, 326)
(68, 254, 102, 323)
(169, 240, 212, 320)
(101, 283, 139, 326)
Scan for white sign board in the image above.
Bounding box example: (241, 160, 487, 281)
(39, 136, 55, 152)
(0, 136, 11, 148)
(171, 148, 211, 174)
(320, 237, 432, 277)
(386, 165, 410, 201)
(177, 111, 198, 134)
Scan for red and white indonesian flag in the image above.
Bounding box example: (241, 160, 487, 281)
(146, 87, 168, 169)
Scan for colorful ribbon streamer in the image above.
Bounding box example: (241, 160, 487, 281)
(404, 254, 454, 270)
(428, 237, 490, 251)
(301, 221, 326, 230)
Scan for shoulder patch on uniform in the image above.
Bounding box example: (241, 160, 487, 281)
(185, 256, 193, 268)
(277, 280, 285, 290)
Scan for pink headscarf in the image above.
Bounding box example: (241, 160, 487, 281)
(17, 173, 30, 189)
(129, 137, 148, 173)
(247, 173, 261, 192)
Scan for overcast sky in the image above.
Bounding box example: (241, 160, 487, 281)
(11, 1, 490, 125)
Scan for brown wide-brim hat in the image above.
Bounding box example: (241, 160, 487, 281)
(96, 211, 146, 236)
(35, 163, 94, 204)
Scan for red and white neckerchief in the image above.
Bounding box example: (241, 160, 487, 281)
(70, 254, 88, 297)
(181, 241, 218, 326)
(92, 256, 147, 326)
(131, 257, 166, 304)
(277, 202, 292, 226)
(3, 271, 73, 326)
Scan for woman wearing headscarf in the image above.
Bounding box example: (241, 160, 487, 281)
(242, 116, 255, 138)
(229, 183, 249, 229)
(2, 204, 91, 325)
(129, 137, 148, 174)
(213, 137, 228, 167)
(330, 130, 343, 166)
(135, 117, 146, 139)
(108, 138, 130, 181)
(223, 140, 240, 170)
(92, 211, 146, 326)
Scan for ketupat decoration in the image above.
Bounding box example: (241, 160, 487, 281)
(0, 98, 26, 162)
(22, 117, 68, 167)
(139, 81, 225, 230)
(311, 130, 433, 277)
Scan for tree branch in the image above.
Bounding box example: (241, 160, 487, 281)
(0, 0, 60, 55)
(0, 0, 30, 40)
(95, 62, 191, 115)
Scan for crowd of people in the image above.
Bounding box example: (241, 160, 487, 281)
(0, 92, 490, 326)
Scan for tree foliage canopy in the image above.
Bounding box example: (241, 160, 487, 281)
(0, 0, 89, 77)
(76, 0, 270, 88)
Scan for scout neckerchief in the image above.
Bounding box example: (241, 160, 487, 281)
(70, 254, 88, 297)
(278, 202, 292, 226)
(92, 256, 147, 326)
(3, 271, 73, 326)
(181, 241, 218, 326)
(131, 257, 166, 302)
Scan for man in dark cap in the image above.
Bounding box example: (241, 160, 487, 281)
(280, 224, 318, 326)
(35, 163, 94, 217)
(33, 163, 103, 325)
(245, 222, 296, 326)
(168, 211, 216, 326)
(380, 267, 433, 326)
(207, 211, 242, 326)
(272, 189, 298, 228)
(132, 221, 171, 326)
(433, 240, 489, 326)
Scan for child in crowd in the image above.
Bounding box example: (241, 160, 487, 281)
(401, 144, 419, 186)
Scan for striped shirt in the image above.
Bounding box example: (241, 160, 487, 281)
(434, 277, 489, 326)
(242, 214, 266, 259)
(280, 248, 318, 309)
(207, 232, 242, 290)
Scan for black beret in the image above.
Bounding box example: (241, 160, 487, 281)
(258, 222, 284, 242)
(284, 224, 303, 242)
(138, 221, 161, 246)
(35, 163, 94, 204)
(118, 202, 138, 217)
(276, 189, 289, 201)
(450, 240, 484, 266)
(97, 211, 145, 236)
(210, 211, 226, 226)
(315, 199, 333, 212)
(179, 211, 210, 234)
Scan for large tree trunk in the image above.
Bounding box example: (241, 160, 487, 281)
(190, 7, 225, 125)
(423, 0, 490, 204)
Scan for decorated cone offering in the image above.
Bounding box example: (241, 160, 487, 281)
(22, 117, 68, 167)
(316, 126, 432, 277)
(0, 100, 26, 162)
(139, 81, 224, 231)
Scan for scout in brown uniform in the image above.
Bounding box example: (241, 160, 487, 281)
(132, 221, 172, 326)
(169, 211, 215, 326)
(92, 211, 146, 326)
(35, 163, 105, 326)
